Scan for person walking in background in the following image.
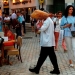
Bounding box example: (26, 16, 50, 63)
(30, 17, 35, 32)
(21, 11, 26, 34)
(29, 10, 60, 74)
(53, 11, 61, 51)
(56, 11, 67, 52)
(49, 11, 67, 52)
(15, 11, 22, 37)
(60, 5, 75, 67)
(4, 13, 10, 29)
(11, 10, 17, 33)
(21, 13, 25, 36)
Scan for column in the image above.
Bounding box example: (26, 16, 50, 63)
(8, 0, 12, 14)
(46, 0, 53, 12)
(35, 0, 39, 9)
(0, 0, 3, 12)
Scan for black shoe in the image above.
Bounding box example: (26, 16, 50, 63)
(29, 68, 39, 74)
(50, 70, 60, 74)
(35, 35, 37, 37)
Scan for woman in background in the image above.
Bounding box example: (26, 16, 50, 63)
(60, 5, 75, 67)
(3, 25, 15, 41)
(30, 17, 35, 32)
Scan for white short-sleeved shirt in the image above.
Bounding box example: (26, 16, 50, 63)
(40, 17, 55, 47)
(11, 13, 17, 19)
(4, 17, 10, 20)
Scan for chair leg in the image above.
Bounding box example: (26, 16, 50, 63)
(7, 56, 10, 65)
(19, 50, 22, 63)
(17, 55, 19, 60)
(0, 57, 2, 67)
(19, 55, 22, 63)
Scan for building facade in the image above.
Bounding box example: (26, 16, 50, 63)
(0, 0, 75, 14)
(0, 0, 75, 22)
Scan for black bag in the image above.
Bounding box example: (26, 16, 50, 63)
(0, 37, 4, 47)
(71, 31, 75, 37)
(66, 18, 75, 37)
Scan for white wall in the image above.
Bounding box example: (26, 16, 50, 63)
(35, 0, 39, 9)
(65, 0, 74, 3)
(0, 0, 3, 11)
(46, 0, 53, 5)
(65, 0, 74, 8)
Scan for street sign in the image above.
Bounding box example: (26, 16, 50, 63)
(39, 0, 44, 4)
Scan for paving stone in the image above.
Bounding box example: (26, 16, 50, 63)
(0, 32, 75, 75)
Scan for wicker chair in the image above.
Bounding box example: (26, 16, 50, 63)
(7, 36, 22, 64)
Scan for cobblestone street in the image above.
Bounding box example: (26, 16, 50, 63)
(0, 32, 75, 75)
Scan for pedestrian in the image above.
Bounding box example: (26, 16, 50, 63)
(21, 13, 25, 36)
(11, 10, 17, 33)
(60, 5, 75, 67)
(16, 11, 22, 37)
(53, 11, 61, 51)
(21, 10, 26, 34)
(29, 10, 60, 74)
(4, 13, 10, 29)
(30, 17, 35, 32)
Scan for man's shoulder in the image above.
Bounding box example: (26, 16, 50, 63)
(44, 17, 53, 24)
(47, 17, 53, 22)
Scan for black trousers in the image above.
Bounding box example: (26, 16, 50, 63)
(16, 27, 22, 38)
(35, 46, 59, 71)
(22, 21, 26, 33)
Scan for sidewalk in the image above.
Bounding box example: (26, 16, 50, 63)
(0, 32, 75, 75)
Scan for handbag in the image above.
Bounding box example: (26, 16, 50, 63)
(66, 18, 75, 37)
(71, 31, 75, 37)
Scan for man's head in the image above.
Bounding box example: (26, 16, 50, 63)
(12, 10, 15, 13)
(17, 11, 21, 17)
(49, 12, 53, 18)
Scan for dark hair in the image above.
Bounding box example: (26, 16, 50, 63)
(64, 5, 75, 18)
(57, 11, 62, 14)
(17, 11, 21, 13)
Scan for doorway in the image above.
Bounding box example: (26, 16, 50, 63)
(4, 8, 9, 14)
(53, 0, 65, 14)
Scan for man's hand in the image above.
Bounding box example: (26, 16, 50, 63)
(37, 30, 41, 34)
